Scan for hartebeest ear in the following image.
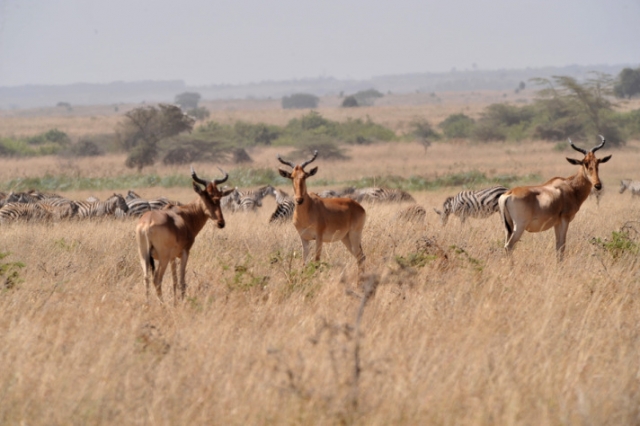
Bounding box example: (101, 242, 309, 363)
(566, 158, 583, 166)
(192, 181, 204, 194)
(599, 155, 612, 164)
(278, 168, 292, 179)
(221, 188, 235, 197)
(308, 167, 318, 177)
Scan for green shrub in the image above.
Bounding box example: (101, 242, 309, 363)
(282, 93, 319, 109)
(409, 118, 440, 141)
(341, 96, 359, 108)
(439, 114, 475, 139)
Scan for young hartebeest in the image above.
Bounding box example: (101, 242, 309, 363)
(135, 167, 233, 304)
(277, 150, 367, 278)
(498, 135, 611, 260)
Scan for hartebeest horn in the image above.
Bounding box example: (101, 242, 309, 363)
(591, 135, 606, 153)
(300, 150, 318, 169)
(277, 154, 295, 169)
(191, 166, 209, 186)
(568, 138, 587, 155)
(213, 167, 229, 185)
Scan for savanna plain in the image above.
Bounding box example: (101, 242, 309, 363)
(2, 94, 640, 425)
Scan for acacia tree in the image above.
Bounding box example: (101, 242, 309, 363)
(531, 73, 624, 146)
(118, 104, 195, 171)
(614, 67, 640, 99)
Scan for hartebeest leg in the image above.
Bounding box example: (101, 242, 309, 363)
(554, 220, 569, 261)
(314, 239, 323, 262)
(300, 238, 311, 264)
(170, 259, 178, 305)
(153, 258, 170, 302)
(341, 233, 366, 277)
(504, 223, 526, 253)
(179, 249, 189, 300)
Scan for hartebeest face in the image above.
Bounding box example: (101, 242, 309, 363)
(279, 165, 318, 205)
(191, 169, 234, 228)
(566, 150, 611, 191)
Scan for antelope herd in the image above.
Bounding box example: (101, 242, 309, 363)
(2, 136, 637, 303)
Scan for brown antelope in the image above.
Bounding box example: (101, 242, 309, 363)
(498, 136, 611, 260)
(277, 150, 367, 278)
(135, 167, 233, 304)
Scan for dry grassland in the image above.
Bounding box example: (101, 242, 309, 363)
(2, 99, 640, 424)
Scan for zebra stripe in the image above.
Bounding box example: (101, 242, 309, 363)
(350, 187, 416, 203)
(74, 194, 129, 219)
(269, 188, 295, 223)
(435, 185, 508, 226)
(0, 202, 56, 223)
(393, 204, 427, 223)
(222, 185, 274, 212)
(619, 179, 640, 196)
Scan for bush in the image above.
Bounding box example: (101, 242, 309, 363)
(439, 114, 475, 139)
(187, 106, 210, 121)
(289, 141, 349, 162)
(175, 92, 202, 109)
(65, 140, 104, 157)
(162, 139, 234, 165)
(282, 93, 319, 109)
(341, 96, 359, 108)
(409, 118, 440, 141)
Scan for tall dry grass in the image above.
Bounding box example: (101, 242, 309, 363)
(1, 141, 640, 424)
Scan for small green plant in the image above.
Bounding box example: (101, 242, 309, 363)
(592, 230, 640, 259)
(0, 252, 25, 290)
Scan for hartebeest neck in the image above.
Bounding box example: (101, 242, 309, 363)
(567, 168, 593, 205)
(177, 199, 213, 236)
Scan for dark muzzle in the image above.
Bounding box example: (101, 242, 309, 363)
(295, 198, 304, 205)
(217, 221, 225, 229)
(594, 183, 602, 190)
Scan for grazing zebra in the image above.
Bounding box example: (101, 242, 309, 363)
(619, 179, 640, 196)
(434, 185, 508, 226)
(116, 191, 181, 217)
(74, 194, 129, 219)
(269, 187, 295, 223)
(37, 197, 79, 219)
(350, 187, 416, 203)
(393, 204, 427, 223)
(0, 202, 62, 223)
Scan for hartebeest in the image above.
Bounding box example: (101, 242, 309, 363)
(498, 136, 611, 260)
(135, 167, 233, 304)
(277, 150, 367, 278)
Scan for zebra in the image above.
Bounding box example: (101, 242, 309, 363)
(37, 197, 79, 219)
(222, 185, 274, 212)
(269, 187, 295, 223)
(393, 204, 427, 223)
(236, 185, 274, 212)
(434, 185, 508, 226)
(74, 194, 129, 219)
(619, 179, 640, 197)
(0, 202, 61, 223)
(116, 191, 181, 217)
(349, 187, 416, 203)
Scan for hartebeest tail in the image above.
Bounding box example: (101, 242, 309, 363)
(135, 167, 233, 304)
(498, 136, 611, 260)
(277, 150, 367, 281)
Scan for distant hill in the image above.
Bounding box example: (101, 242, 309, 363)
(0, 64, 631, 110)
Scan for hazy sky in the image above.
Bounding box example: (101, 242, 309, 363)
(0, 0, 638, 87)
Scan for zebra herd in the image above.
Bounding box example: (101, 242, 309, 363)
(1, 178, 638, 226)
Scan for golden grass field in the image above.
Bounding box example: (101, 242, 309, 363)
(2, 95, 640, 425)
